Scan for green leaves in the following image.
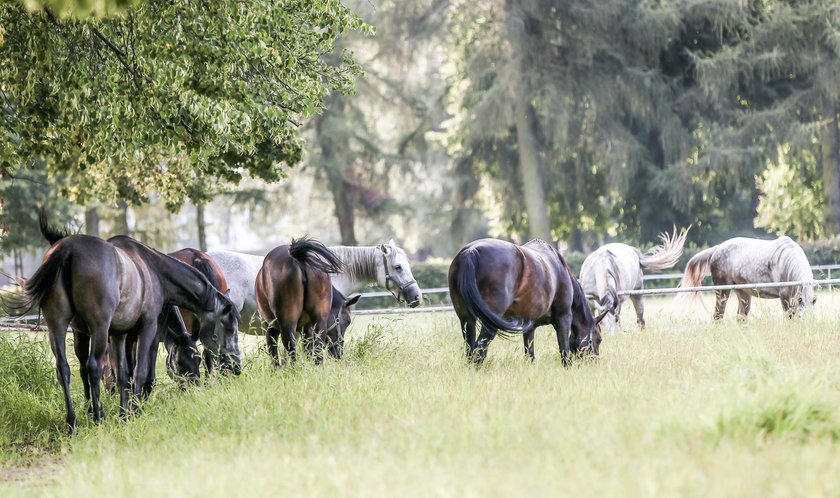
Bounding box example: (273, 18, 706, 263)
(1, 0, 369, 206)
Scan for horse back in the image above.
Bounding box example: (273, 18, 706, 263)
(257, 246, 332, 329)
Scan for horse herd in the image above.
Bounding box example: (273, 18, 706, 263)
(15, 217, 818, 431)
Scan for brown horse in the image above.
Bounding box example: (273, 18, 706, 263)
(23, 216, 239, 430)
(322, 287, 360, 359)
(448, 238, 607, 365)
(255, 238, 346, 366)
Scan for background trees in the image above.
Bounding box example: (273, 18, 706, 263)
(2, 0, 840, 266)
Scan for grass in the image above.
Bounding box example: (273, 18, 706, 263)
(2, 292, 840, 496)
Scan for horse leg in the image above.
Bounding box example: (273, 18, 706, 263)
(736, 290, 751, 321)
(460, 318, 477, 360)
(141, 333, 160, 401)
(102, 340, 117, 395)
(266, 325, 282, 367)
(279, 323, 298, 364)
(713, 290, 730, 320)
(47, 318, 76, 431)
(73, 330, 93, 416)
(313, 319, 328, 366)
(553, 312, 573, 367)
(110, 333, 132, 420)
(131, 321, 158, 412)
(630, 296, 646, 329)
(473, 325, 497, 365)
(522, 325, 536, 362)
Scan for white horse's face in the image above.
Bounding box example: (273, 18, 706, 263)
(378, 239, 422, 307)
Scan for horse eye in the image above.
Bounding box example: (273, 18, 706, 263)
(395, 265, 402, 271)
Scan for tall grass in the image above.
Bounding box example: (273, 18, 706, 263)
(2, 295, 840, 496)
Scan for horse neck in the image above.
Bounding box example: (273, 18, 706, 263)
(329, 246, 380, 294)
(154, 253, 215, 312)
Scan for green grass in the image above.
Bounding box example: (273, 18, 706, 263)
(2, 292, 840, 496)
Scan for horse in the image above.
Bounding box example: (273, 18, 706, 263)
(254, 238, 346, 365)
(448, 238, 606, 365)
(23, 216, 240, 430)
(103, 249, 238, 394)
(167, 248, 240, 374)
(209, 239, 421, 333)
(579, 226, 689, 332)
(319, 287, 360, 359)
(679, 236, 816, 319)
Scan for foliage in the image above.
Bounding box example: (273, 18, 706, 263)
(0, 161, 76, 253)
(755, 146, 825, 241)
(0, 0, 370, 208)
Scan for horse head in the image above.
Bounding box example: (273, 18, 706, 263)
(377, 239, 422, 308)
(197, 289, 242, 375)
(162, 307, 201, 387)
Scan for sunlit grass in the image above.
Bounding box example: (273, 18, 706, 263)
(2, 291, 840, 496)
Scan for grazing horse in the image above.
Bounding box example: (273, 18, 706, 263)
(168, 248, 240, 374)
(579, 226, 689, 332)
(322, 288, 361, 359)
(210, 239, 421, 333)
(24, 217, 240, 430)
(255, 238, 345, 366)
(448, 238, 605, 365)
(679, 236, 815, 319)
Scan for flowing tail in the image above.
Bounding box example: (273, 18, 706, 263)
(19, 244, 73, 315)
(677, 246, 716, 309)
(639, 225, 691, 271)
(455, 248, 529, 333)
(288, 237, 345, 274)
(39, 209, 72, 245)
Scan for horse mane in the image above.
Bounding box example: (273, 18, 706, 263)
(329, 245, 379, 282)
(191, 254, 222, 291)
(774, 236, 813, 281)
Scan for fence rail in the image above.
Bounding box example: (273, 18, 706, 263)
(4, 265, 840, 325)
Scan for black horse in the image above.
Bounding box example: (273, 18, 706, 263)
(448, 238, 608, 365)
(23, 216, 240, 430)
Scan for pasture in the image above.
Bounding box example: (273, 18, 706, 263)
(2, 292, 840, 497)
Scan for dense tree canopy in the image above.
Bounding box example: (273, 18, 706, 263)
(0, 0, 370, 207)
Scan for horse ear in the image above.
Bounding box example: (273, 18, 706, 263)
(379, 244, 389, 254)
(388, 238, 396, 247)
(346, 294, 361, 307)
(224, 289, 231, 298)
(595, 310, 609, 324)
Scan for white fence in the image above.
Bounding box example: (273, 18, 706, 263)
(351, 264, 840, 316)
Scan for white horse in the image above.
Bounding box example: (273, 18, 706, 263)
(579, 227, 689, 332)
(679, 236, 815, 319)
(209, 239, 422, 333)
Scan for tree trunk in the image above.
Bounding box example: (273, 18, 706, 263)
(115, 199, 130, 236)
(506, 0, 551, 241)
(316, 97, 357, 246)
(821, 94, 840, 234)
(196, 203, 207, 251)
(84, 206, 100, 237)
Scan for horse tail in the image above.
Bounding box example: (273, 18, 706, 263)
(679, 246, 715, 289)
(19, 243, 72, 315)
(288, 237, 345, 275)
(639, 225, 690, 271)
(38, 210, 72, 245)
(455, 248, 526, 332)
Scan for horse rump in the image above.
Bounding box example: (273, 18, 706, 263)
(452, 248, 530, 334)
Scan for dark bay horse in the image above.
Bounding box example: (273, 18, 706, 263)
(322, 287, 360, 359)
(168, 248, 240, 374)
(105, 248, 239, 393)
(24, 217, 240, 430)
(255, 238, 346, 365)
(448, 238, 607, 365)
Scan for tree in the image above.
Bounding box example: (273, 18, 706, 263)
(0, 1, 370, 208)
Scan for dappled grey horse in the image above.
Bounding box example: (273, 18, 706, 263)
(210, 239, 422, 334)
(679, 236, 815, 319)
(579, 226, 689, 332)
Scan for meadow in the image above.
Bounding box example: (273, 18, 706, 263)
(2, 293, 840, 497)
